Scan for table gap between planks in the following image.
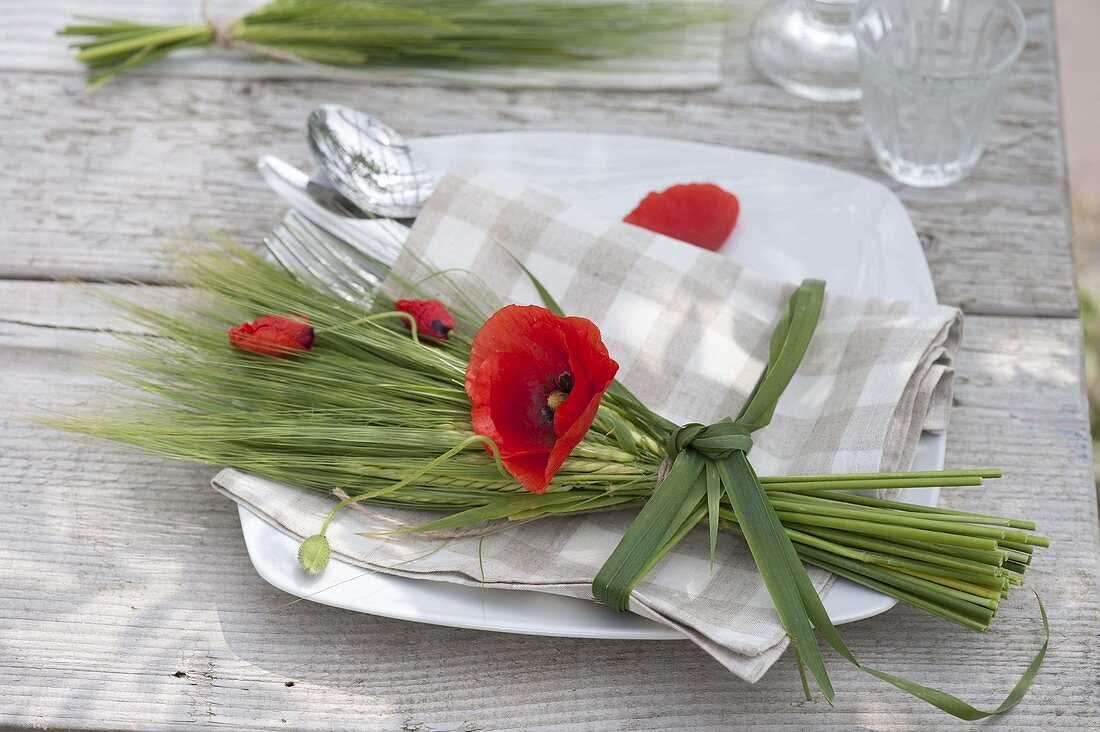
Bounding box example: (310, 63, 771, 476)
(1, 1, 1097, 730)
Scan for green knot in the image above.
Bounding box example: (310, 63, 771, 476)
(666, 419, 753, 462)
(594, 279, 825, 615)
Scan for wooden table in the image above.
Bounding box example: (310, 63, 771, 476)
(2, 1, 1097, 729)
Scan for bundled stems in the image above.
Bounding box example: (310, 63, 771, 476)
(716, 485, 1046, 633)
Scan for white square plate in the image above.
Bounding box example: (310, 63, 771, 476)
(240, 132, 942, 639)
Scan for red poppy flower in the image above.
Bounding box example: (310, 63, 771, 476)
(396, 299, 455, 340)
(623, 182, 740, 251)
(465, 305, 619, 493)
(228, 315, 313, 357)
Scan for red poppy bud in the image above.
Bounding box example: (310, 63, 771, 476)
(228, 315, 313, 357)
(465, 305, 619, 493)
(624, 182, 740, 251)
(395, 299, 455, 340)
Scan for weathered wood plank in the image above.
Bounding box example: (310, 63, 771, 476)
(0, 281, 1096, 729)
(0, 0, 1074, 316)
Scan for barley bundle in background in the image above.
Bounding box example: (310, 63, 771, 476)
(60, 0, 725, 89)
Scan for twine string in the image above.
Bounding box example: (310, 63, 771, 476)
(200, 0, 233, 49)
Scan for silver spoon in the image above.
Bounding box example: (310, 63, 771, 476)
(307, 104, 435, 219)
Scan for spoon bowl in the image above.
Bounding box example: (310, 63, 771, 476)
(307, 105, 435, 219)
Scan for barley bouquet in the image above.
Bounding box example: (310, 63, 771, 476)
(54, 227, 1051, 719)
(60, 0, 723, 89)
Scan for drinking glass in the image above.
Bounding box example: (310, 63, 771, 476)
(854, 0, 1026, 187)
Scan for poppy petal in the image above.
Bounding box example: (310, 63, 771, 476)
(498, 452, 554, 494)
(623, 183, 740, 251)
(554, 316, 618, 433)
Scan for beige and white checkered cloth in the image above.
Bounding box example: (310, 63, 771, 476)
(214, 169, 962, 682)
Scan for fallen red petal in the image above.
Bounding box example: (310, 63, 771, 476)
(623, 182, 740, 251)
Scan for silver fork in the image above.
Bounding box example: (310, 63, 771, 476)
(264, 210, 402, 304)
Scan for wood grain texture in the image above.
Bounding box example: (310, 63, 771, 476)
(1, 282, 1097, 730)
(0, 0, 1074, 316)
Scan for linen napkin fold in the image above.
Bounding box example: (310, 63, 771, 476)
(214, 169, 962, 682)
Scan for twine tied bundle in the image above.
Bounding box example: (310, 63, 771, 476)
(60, 0, 726, 90)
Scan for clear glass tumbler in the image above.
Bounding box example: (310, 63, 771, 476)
(854, 0, 1026, 188)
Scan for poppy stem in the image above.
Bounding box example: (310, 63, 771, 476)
(318, 310, 422, 344)
(316, 434, 509, 536)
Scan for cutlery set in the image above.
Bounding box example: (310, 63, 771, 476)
(258, 105, 428, 302)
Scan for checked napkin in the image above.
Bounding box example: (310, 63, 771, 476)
(214, 169, 962, 682)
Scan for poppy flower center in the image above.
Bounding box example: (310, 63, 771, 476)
(539, 372, 574, 424)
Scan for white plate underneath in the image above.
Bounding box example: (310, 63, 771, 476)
(240, 132, 944, 639)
